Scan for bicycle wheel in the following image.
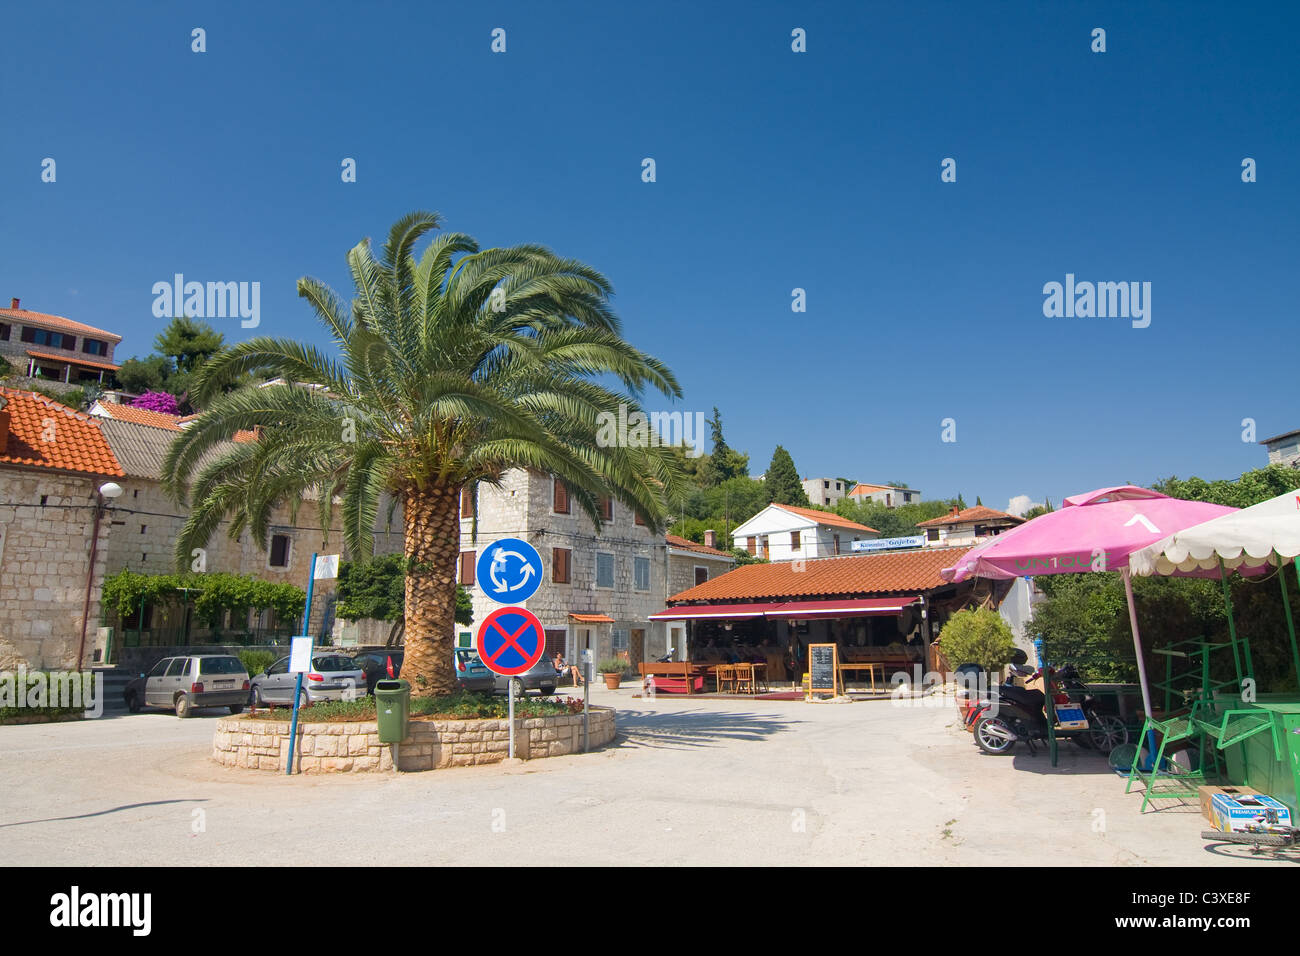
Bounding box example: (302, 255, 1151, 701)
(1201, 830, 1294, 847)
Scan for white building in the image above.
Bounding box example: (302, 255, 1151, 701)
(915, 505, 1024, 548)
(801, 477, 850, 508)
(846, 482, 920, 508)
(730, 503, 879, 562)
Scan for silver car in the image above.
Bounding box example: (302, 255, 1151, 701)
(124, 654, 250, 717)
(249, 653, 366, 707)
(494, 653, 558, 696)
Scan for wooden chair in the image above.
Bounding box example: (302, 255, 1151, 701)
(715, 664, 734, 693)
(733, 663, 754, 695)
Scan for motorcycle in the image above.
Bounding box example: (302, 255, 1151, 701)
(962, 663, 1128, 756)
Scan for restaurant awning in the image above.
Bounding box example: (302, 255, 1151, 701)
(649, 597, 918, 622)
(649, 602, 775, 621)
(764, 597, 918, 619)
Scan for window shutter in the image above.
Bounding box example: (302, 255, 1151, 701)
(460, 551, 476, 586)
(747, 536, 756, 555)
(460, 488, 473, 518)
(553, 480, 570, 514)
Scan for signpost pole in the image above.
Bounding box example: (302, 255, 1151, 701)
(508, 677, 516, 759)
(582, 650, 591, 752)
(287, 552, 319, 775)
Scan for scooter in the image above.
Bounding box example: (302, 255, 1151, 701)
(964, 664, 1127, 755)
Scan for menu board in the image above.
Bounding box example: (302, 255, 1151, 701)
(808, 643, 839, 695)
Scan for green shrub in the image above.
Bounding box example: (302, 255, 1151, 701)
(597, 659, 626, 674)
(244, 689, 579, 722)
(938, 608, 1017, 673)
(238, 650, 276, 677)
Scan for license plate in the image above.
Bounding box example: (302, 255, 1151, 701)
(215, 680, 234, 687)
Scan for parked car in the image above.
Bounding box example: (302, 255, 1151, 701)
(354, 650, 403, 695)
(455, 648, 497, 692)
(249, 654, 366, 707)
(494, 652, 557, 696)
(124, 654, 250, 718)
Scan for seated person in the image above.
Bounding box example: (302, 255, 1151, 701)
(553, 651, 583, 686)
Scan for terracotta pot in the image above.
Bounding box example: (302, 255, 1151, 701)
(601, 672, 622, 690)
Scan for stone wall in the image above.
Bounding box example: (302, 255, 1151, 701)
(212, 705, 617, 772)
(0, 470, 109, 670)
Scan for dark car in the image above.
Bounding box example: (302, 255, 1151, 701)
(494, 652, 558, 696)
(124, 654, 250, 718)
(353, 648, 497, 694)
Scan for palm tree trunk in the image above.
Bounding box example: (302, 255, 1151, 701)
(400, 481, 462, 695)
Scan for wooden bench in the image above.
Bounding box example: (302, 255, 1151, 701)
(638, 662, 708, 694)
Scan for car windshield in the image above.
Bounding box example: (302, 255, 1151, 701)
(313, 655, 357, 672)
(199, 657, 245, 675)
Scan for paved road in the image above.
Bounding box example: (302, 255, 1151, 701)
(0, 689, 1284, 866)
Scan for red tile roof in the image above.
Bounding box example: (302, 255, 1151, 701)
(771, 503, 879, 533)
(915, 506, 1024, 528)
(666, 533, 733, 558)
(25, 349, 120, 371)
(0, 306, 121, 341)
(667, 546, 973, 602)
(0, 387, 124, 477)
(93, 401, 183, 430)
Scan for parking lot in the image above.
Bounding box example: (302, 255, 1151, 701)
(0, 687, 1287, 867)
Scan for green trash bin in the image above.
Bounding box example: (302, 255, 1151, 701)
(374, 678, 411, 744)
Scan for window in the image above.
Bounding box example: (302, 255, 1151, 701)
(0, 323, 9, 341)
(598, 495, 613, 521)
(460, 487, 474, 518)
(199, 657, 246, 675)
(790, 531, 801, 550)
(596, 552, 615, 588)
(269, 533, 291, 568)
(165, 658, 189, 678)
(634, 511, 646, 526)
(834, 534, 841, 555)
(612, 628, 629, 653)
(634, 556, 650, 591)
(81, 338, 108, 356)
(268, 657, 289, 676)
(904, 492, 913, 503)
(148, 658, 171, 678)
(553, 547, 571, 584)
(823, 480, 829, 489)
(926, 528, 940, 542)
(20, 327, 71, 350)
(459, 550, 476, 586)
(553, 479, 570, 514)
(746, 536, 756, 555)
(694, 566, 709, 586)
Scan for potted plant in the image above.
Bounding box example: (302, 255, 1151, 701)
(598, 659, 626, 690)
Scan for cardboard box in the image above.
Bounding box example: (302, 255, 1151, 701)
(1198, 785, 1258, 822)
(1209, 791, 1293, 832)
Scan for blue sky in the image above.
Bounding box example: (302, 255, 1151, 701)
(3, 1, 1296, 511)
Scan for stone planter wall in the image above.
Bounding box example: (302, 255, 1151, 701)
(212, 706, 617, 773)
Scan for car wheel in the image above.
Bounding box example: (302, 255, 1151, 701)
(125, 691, 141, 714)
(252, 686, 266, 707)
(174, 693, 192, 718)
(298, 689, 310, 709)
(540, 685, 556, 696)
(228, 704, 245, 715)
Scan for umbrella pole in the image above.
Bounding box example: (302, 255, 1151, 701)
(1277, 551, 1300, 694)
(1121, 569, 1158, 765)
(1219, 557, 1251, 687)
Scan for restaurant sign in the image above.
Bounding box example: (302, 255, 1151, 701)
(851, 535, 925, 553)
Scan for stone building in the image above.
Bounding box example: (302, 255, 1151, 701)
(0, 387, 125, 670)
(458, 470, 734, 669)
(915, 505, 1024, 548)
(0, 298, 122, 385)
(94, 412, 346, 645)
(1260, 428, 1300, 469)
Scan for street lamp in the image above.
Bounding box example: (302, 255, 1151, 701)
(79, 481, 124, 668)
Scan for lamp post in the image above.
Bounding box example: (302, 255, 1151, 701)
(79, 481, 122, 668)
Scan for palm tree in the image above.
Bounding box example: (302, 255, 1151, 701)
(162, 211, 686, 693)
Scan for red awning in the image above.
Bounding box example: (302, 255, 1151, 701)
(764, 597, 918, 619)
(649, 602, 775, 621)
(650, 597, 919, 622)
(569, 613, 615, 623)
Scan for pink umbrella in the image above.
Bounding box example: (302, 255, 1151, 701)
(940, 486, 1241, 725)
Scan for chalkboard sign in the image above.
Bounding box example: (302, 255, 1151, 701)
(808, 643, 839, 695)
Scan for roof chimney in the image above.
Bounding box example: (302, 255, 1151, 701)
(9, 298, 18, 310)
(704, 529, 717, 549)
(951, 505, 959, 516)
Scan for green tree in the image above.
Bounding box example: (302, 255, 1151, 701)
(765, 445, 809, 506)
(1023, 498, 1055, 520)
(154, 316, 226, 401)
(697, 407, 749, 486)
(163, 210, 686, 694)
(337, 554, 472, 644)
(937, 608, 1017, 672)
(115, 354, 170, 394)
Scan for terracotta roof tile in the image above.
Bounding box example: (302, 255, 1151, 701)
(0, 387, 124, 477)
(915, 506, 1024, 528)
(770, 503, 879, 533)
(569, 613, 615, 623)
(93, 402, 183, 430)
(665, 533, 733, 558)
(24, 349, 121, 371)
(0, 306, 121, 341)
(667, 546, 972, 602)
